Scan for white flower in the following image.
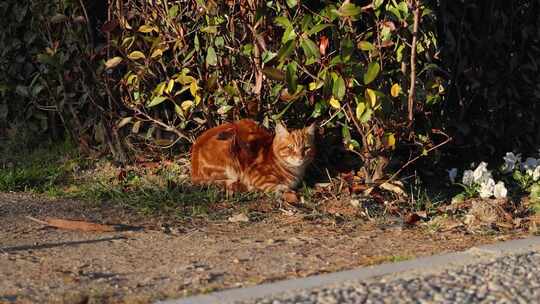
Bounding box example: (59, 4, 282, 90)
(533, 166, 540, 181)
(473, 162, 492, 184)
(448, 168, 458, 183)
(493, 181, 508, 198)
(462, 170, 475, 186)
(521, 157, 539, 172)
(479, 178, 495, 198)
(501, 152, 521, 173)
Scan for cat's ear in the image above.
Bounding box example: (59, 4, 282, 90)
(306, 122, 317, 136)
(275, 121, 289, 136)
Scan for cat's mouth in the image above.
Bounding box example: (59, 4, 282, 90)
(284, 157, 308, 168)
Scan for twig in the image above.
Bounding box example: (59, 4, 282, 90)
(133, 108, 193, 143)
(77, 0, 94, 47)
(407, 0, 421, 123)
(344, 103, 368, 154)
(319, 107, 343, 127)
(383, 130, 452, 185)
(26, 216, 50, 226)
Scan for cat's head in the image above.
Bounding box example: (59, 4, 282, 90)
(273, 121, 316, 168)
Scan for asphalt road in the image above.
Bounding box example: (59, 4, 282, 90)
(162, 237, 540, 304)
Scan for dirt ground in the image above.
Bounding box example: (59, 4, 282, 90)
(0, 192, 526, 304)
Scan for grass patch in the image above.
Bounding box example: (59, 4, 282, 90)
(69, 180, 267, 220)
(0, 140, 77, 192)
(0, 139, 268, 219)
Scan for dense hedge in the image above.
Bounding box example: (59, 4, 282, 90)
(1, 0, 539, 173)
(439, 1, 540, 158)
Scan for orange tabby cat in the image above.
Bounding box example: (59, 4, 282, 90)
(191, 119, 316, 192)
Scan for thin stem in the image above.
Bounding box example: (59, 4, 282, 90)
(407, 0, 420, 123)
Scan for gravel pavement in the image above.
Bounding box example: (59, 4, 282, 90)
(165, 237, 540, 304)
(242, 252, 540, 304)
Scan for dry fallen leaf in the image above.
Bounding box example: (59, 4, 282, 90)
(26, 216, 117, 232)
(282, 191, 299, 203)
(379, 181, 408, 197)
(351, 182, 368, 194)
(228, 213, 249, 223)
(404, 213, 422, 225)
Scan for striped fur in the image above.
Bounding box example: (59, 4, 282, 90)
(191, 119, 316, 192)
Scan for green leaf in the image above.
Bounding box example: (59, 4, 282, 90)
(306, 24, 333, 36)
(174, 104, 184, 117)
(282, 27, 297, 43)
(200, 26, 218, 34)
(166, 79, 175, 94)
(138, 25, 155, 33)
(262, 67, 285, 81)
(396, 44, 405, 62)
(194, 34, 200, 51)
(215, 36, 225, 48)
(274, 16, 293, 29)
(332, 73, 346, 100)
(286, 62, 298, 93)
(341, 125, 351, 141)
(147, 96, 167, 107)
(373, 0, 384, 10)
(286, 0, 297, 8)
(309, 80, 324, 91)
(190, 81, 199, 96)
(300, 38, 320, 64)
(301, 15, 313, 33)
(357, 41, 375, 51)
(356, 101, 366, 120)
(387, 5, 402, 20)
(241, 44, 254, 56)
(176, 75, 196, 85)
(262, 50, 277, 64)
(155, 82, 166, 96)
(168, 5, 179, 18)
(364, 88, 375, 106)
(206, 46, 218, 66)
(181, 100, 194, 111)
(364, 62, 380, 85)
(359, 108, 373, 123)
(276, 40, 296, 63)
(128, 51, 146, 60)
(337, 3, 362, 17)
(341, 38, 354, 62)
(217, 105, 233, 115)
(398, 1, 409, 15)
(329, 97, 341, 109)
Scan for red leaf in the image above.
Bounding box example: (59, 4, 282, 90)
(319, 36, 329, 56)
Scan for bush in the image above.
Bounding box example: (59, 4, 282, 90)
(2, 0, 539, 178)
(104, 0, 443, 176)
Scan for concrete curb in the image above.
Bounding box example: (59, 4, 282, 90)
(156, 236, 540, 304)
